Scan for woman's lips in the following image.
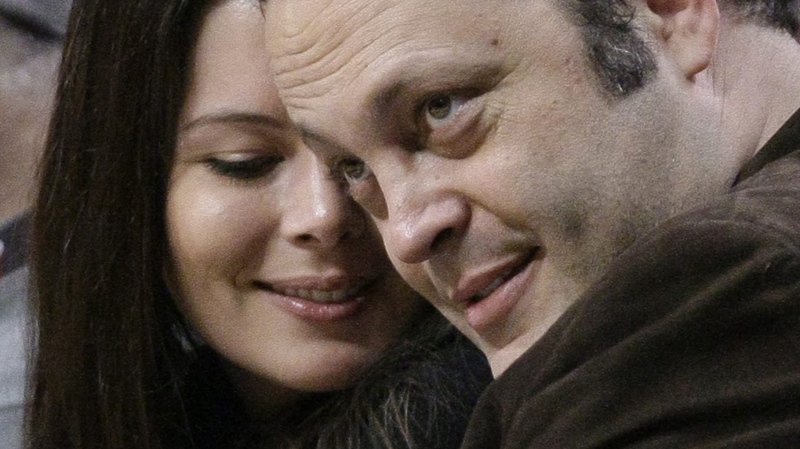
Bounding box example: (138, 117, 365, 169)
(254, 276, 378, 321)
(270, 284, 364, 303)
(277, 295, 365, 321)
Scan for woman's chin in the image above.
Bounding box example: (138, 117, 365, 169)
(221, 345, 384, 413)
(281, 352, 380, 392)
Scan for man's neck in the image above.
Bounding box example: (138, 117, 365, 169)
(712, 18, 800, 163)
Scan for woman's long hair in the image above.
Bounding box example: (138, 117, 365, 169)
(29, 0, 207, 447)
(27, 1, 490, 449)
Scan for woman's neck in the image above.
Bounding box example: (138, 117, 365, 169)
(221, 359, 307, 422)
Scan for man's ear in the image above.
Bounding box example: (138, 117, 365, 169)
(642, 0, 719, 78)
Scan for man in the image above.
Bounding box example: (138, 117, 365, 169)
(264, 0, 800, 446)
(0, 1, 70, 447)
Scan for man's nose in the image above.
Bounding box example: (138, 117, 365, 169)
(385, 192, 470, 265)
(281, 158, 364, 248)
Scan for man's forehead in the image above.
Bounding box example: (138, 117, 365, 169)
(266, 0, 491, 35)
(265, 0, 503, 87)
(265, 0, 339, 36)
(266, 0, 402, 67)
(0, 0, 72, 36)
(265, 0, 483, 55)
(265, 0, 509, 149)
(266, 0, 405, 111)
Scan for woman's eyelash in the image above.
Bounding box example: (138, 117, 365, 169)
(205, 156, 283, 181)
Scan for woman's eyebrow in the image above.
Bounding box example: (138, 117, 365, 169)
(179, 112, 288, 133)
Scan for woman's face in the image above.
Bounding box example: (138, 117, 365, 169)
(166, 0, 426, 405)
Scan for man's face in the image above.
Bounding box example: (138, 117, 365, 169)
(266, 0, 731, 374)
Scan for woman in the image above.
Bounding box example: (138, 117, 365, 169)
(26, 1, 491, 448)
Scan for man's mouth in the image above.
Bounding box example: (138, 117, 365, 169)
(465, 249, 538, 304)
(454, 248, 539, 333)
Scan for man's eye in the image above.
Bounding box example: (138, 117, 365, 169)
(205, 156, 283, 181)
(422, 94, 467, 129)
(337, 157, 370, 182)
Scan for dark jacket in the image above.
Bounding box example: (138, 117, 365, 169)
(461, 110, 800, 448)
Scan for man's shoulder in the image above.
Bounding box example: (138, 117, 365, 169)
(492, 150, 800, 397)
(719, 149, 800, 248)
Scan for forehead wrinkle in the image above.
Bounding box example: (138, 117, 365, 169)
(271, 0, 466, 110)
(269, 0, 399, 96)
(273, 35, 407, 105)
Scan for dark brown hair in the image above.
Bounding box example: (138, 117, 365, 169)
(29, 0, 197, 447)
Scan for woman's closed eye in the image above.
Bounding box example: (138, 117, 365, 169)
(205, 154, 284, 181)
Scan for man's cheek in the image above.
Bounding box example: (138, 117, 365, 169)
(388, 254, 421, 282)
(399, 264, 440, 303)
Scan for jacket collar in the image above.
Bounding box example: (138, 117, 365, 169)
(735, 106, 800, 185)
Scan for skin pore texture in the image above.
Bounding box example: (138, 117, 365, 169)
(713, 13, 800, 160)
(263, 0, 748, 376)
(166, 0, 426, 417)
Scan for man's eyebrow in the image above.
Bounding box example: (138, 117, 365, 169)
(369, 60, 506, 115)
(179, 112, 287, 133)
(294, 61, 506, 157)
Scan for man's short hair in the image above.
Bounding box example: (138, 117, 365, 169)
(561, 0, 657, 97)
(562, 0, 798, 97)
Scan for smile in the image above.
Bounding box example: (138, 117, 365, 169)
(270, 285, 364, 303)
(458, 249, 539, 332)
(469, 258, 531, 303)
(469, 253, 534, 303)
(256, 276, 377, 304)
(254, 276, 380, 321)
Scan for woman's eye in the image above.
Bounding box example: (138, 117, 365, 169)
(337, 157, 370, 183)
(205, 155, 283, 181)
(422, 94, 467, 129)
